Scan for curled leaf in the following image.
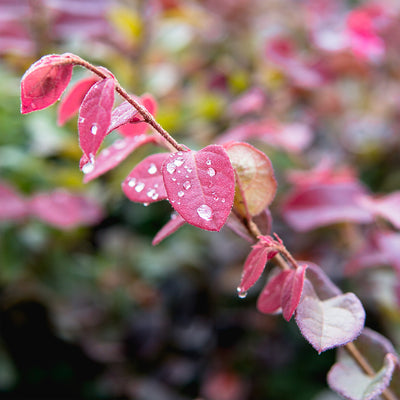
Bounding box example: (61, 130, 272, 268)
(21, 53, 75, 114)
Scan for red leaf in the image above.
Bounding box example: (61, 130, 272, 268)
(152, 213, 186, 245)
(57, 76, 99, 125)
(237, 244, 278, 297)
(83, 134, 157, 182)
(122, 153, 169, 203)
(281, 264, 307, 321)
(162, 145, 235, 232)
(0, 182, 28, 221)
(107, 101, 139, 134)
(118, 94, 157, 137)
(78, 77, 115, 159)
(257, 270, 291, 314)
(281, 182, 374, 231)
(21, 53, 75, 114)
(29, 190, 103, 229)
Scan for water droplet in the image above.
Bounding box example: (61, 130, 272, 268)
(186, 168, 193, 173)
(148, 163, 157, 174)
(177, 151, 183, 155)
(174, 157, 184, 167)
(206, 159, 211, 166)
(143, 202, 149, 207)
(82, 161, 94, 174)
(213, 194, 219, 201)
(207, 167, 216, 177)
(154, 184, 159, 188)
(102, 148, 110, 157)
(91, 123, 98, 135)
(237, 287, 247, 299)
(197, 204, 212, 221)
(172, 177, 177, 182)
(128, 177, 136, 187)
(147, 188, 156, 198)
(178, 191, 185, 197)
(152, 193, 159, 200)
(135, 182, 145, 192)
(183, 181, 191, 190)
(166, 162, 176, 174)
(79, 116, 85, 123)
(221, 198, 226, 203)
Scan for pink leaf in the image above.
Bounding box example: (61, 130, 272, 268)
(281, 264, 307, 321)
(295, 279, 365, 353)
(229, 87, 266, 117)
(122, 153, 169, 204)
(257, 269, 291, 314)
(107, 101, 139, 134)
(237, 244, 278, 297)
(0, 182, 28, 221)
(83, 134, 158, 182)
(21, 53, 75, 114)
(358, 191, 400, 230)
(57, 76, 99, 125)
(162, 145, 235, 232)
(281, 182, 374, 231)
(152, 213, 186, 245)
(78, 77, 115, 159)
(118, 94, 157, 137)
(29, 190, 103, 229)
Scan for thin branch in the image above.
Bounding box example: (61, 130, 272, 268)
(70, 55, 186, 153)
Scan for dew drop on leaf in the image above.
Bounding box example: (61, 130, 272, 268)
(237, 287, 248, 298)
(128, 178, 136, 187)
(148, 163, 157, 175)
(114, 139, 126, 149)
(135, 182, 145, 192)
(178, 191, 185, 198)
(166, 162, 176, 174)
(82, 161, 95, 174)
(197, 204, 213, 221)
(91, 123, 98, 135)
(206, 159, 211, 166)
(208, 167, 216, 177)
(174, 157, 185, 167)
(147, 188, 156, 198)
(183, 181, 191, 190)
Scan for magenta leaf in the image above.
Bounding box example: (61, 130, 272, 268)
(107, 101, 139, 134)
(281, 182, 374, 231)
(83, 135, 157, 182)
(0, 182, 28, 221)
(328, 329, 399, 400)
(257, 269, 291, 314)
(281, 264, 307, 321)
(29, 190, 103, 229)
(122, 153, 169, 204)
(237, 243, 278, 297)
(358, 191, 400, 230)
(118, 94, 157, 137)
(295, 279, 365, 353)
(152, 213, 186, 246)
(162, 145, 235, 232)
(78, 77, 115, 160)
(21, 53, 75, 114)
(57, 76, 99, 125)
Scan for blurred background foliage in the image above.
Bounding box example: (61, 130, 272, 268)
(1, 0, 400, 399)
